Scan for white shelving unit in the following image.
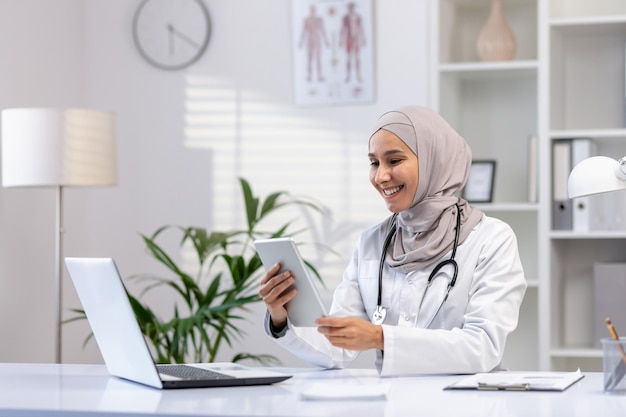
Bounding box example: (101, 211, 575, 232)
(545, 0, 626, 371)
(431, 0, 540, 371)
(431, 0, 626, 371)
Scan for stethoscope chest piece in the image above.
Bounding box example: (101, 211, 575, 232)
(372, 305, 387, 325)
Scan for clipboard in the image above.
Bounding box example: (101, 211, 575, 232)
(444, 369, 584, 392)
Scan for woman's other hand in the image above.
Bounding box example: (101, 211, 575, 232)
(316, 317, 384, 351)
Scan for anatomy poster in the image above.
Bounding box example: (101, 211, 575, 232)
(291, 0, 374, 106)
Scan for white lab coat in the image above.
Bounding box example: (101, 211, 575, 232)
(264, 214, 527, 376)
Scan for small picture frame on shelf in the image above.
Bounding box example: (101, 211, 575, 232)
(463, 160, 496, 203)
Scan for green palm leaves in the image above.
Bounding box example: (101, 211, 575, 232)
(69, 178, 325, 365)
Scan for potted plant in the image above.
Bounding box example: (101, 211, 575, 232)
(69, 177, 326, 365)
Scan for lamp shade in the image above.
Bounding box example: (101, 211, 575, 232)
(1, 108, 117, 187)
(568, 156, 626, 198)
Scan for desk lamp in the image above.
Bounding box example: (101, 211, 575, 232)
(568, 156, 626, 198)
(1, 108, 117, 363)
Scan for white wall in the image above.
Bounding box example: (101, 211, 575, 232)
(0, 0, 429, 367)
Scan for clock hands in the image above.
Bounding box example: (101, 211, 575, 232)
(167, 23, 201, 55)
(168, 25, 175, 55)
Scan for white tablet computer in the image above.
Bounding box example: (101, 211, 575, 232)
(253, 237, 327, 327)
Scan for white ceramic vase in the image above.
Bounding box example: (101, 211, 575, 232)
(476, 0, 516, 61)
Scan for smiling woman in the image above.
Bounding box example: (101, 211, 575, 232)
(132, 0, 212, 71)
(258, 105, 527, 376)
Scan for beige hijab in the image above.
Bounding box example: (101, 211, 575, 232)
(370, 106, 484, 273)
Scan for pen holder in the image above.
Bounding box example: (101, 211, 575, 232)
(602, 337, 626, 394)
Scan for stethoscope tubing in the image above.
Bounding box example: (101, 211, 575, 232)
(375, 204, 461, 327)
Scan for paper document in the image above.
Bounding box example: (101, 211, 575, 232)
(298, 383, 389, 401)
(444, 369, 584, 391)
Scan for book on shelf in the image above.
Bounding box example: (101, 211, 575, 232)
(527, 134, 537, 203)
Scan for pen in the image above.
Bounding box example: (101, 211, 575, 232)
(604, 317, 626, 391)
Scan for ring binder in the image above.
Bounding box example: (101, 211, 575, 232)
(552, 140, 573, 230)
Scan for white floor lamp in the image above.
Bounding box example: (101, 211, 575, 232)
(1, 108, 117, 363)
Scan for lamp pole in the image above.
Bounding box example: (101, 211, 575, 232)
(54, 185, 64, 364)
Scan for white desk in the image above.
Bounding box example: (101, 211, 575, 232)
(0, 363, 624, 416)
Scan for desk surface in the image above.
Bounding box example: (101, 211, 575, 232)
(0, 363, 624, 417)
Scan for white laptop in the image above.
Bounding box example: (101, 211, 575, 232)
(64, 257, 292, 389)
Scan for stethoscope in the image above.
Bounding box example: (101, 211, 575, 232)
(371, 204, 460, 327)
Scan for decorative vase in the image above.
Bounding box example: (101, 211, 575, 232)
(476, 0, 516, 61)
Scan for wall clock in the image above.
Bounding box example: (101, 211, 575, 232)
(132, 0, 211, 71)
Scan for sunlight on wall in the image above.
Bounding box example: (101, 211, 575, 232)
(182, 73, 388, 288)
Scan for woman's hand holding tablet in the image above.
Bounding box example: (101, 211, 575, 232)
(254, 238, 328, 327)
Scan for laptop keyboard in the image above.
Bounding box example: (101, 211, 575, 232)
(156, 364, 235, 380)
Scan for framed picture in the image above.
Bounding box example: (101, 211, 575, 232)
(463, 160, 496, 203)
(290, 0, 375, 107)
